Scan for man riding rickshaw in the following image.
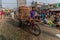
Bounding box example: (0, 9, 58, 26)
(17, 6, 41, 36)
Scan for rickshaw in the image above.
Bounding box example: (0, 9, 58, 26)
(18, 6, 41, 36)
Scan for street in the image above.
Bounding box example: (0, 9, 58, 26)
(0, 17, 60, 40)
(0, 0, 60, 40)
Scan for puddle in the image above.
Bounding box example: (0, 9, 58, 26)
(56, 34, 60, 38)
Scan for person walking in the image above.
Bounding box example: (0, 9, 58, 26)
(10, 11, 15, 19)
(1, 10, 5, 19)
(0, 11, 2, 19)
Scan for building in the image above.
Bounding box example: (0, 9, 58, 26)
(31, 1, 42, 7)
(31, 1, 45, 7)
(41, 3, 58, 10)
(17, 0, 26, 7)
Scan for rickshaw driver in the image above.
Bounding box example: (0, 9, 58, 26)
(29, 7, 37, 23)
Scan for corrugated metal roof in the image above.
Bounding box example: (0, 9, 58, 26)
(50, 8, 60, 11)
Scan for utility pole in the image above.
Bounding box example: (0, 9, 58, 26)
(17, 0, 18, 8)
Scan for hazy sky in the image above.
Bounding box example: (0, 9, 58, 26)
(2, 0, 60, 8)
(2, 0, 17, 9)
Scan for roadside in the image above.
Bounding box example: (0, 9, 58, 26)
(0, 17, 60, 40)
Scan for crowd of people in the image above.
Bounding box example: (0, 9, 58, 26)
(0, 7, 60, 27)
(30, 7, 60, 27)
(0, 9, 15, 20)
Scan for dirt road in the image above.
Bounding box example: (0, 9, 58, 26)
(0, 18, 60, 40)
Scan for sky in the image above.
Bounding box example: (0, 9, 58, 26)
(2, 0, 17, 9)
(2, 0, 60, 8)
